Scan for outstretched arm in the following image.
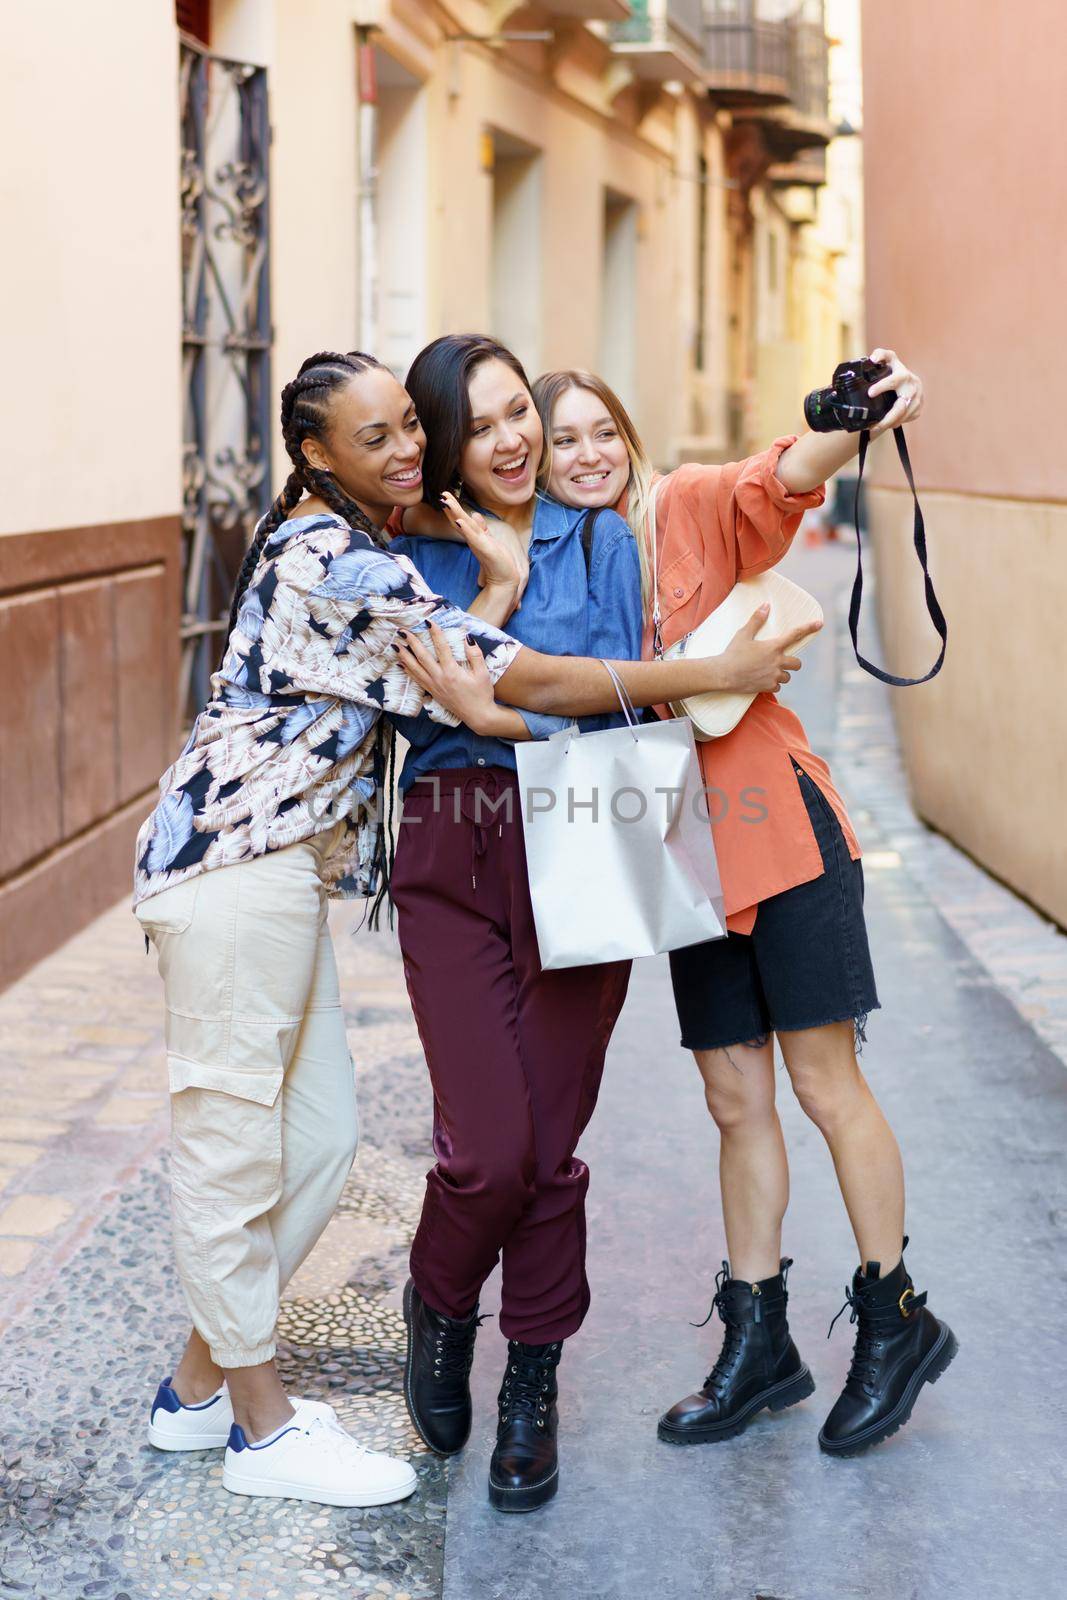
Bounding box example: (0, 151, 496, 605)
(394, 608, 820, 734)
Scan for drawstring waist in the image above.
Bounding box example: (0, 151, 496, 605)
(409, 768, 517, 892)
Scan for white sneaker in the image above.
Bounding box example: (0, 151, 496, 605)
(222, 1408, 418, 1507)
(147, 1377, 233, 1451)
(147, 1381, 335, 1453)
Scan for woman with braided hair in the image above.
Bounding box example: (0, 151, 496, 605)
(134, 349, 809, 1508)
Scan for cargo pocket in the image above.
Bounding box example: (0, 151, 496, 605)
(167, 1058, 285, 1208)
(136, 875, 202, 938)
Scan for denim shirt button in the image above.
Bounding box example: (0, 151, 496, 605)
(476, 758, 486, 766)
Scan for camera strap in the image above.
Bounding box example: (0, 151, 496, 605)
(849, 426, 947, 686)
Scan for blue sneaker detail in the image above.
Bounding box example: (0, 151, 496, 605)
(150, 1379, 224, 1423)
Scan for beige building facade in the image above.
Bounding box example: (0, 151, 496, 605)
(861, 0, 1067, 929)
(1, 0, 845, 986)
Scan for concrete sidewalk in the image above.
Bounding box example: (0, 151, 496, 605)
(2, 539, 1066, 1600)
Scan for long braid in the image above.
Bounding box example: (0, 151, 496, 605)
(216, 350, 387, 673)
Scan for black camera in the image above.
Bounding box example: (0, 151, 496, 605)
(804, 358, 896, 434)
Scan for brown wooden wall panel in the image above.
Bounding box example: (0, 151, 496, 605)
(0, 795, 152, 992)
(58, 579, 120, 839)
(0, 589, 63, 877)
(113, 566, 169, 804)
(0, 514, 181, 991)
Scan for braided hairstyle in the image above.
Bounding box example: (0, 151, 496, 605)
(218, 349, 387, 670)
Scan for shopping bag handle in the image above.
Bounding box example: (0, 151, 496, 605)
(601, 661, 640, 737)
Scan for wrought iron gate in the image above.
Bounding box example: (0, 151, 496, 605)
(179, 34, 272, 720)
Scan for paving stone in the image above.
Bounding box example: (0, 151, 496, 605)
(0, 1117, 71, 1139)
(92, 1097, 160, 1129)
(0, 1194, 74, 1238)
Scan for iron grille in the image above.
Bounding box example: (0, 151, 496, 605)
(178, 34, 272, 721)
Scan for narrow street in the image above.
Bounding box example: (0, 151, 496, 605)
(2, 536, 1066, 1600)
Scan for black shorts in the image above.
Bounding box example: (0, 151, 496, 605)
(669, 760, 880, 1052)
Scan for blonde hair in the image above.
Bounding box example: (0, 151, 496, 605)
(532, 369, 655, 613)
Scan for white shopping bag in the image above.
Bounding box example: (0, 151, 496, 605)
(515, 666, 726, 969)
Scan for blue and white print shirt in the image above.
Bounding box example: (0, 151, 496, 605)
(133, 513, 522, 908)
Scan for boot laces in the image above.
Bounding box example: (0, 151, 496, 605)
(432, 1311, 489, 1382)
(699, 1264, 746, 1397)
(500, 1348, 558, 1431)
(827, 1285, 912, 1395)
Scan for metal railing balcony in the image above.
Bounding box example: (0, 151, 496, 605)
(704, 2, 829, 128)
(607, 0, 706, 81)
(704, 2, 792, 106)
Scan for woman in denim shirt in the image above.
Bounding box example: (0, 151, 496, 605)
(389, 334, 643, 1513)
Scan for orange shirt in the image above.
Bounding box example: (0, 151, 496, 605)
(627, 439, 861, 935)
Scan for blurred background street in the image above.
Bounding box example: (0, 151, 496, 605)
(3, 2, 1067, 1597)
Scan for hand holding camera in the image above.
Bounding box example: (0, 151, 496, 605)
(802, 347, 944, 689)
(804, 347, 923, 437)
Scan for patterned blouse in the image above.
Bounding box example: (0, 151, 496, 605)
(133, 513, 522, 908)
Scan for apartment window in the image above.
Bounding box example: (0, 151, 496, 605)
(599, 188, 638, 410)
(367, 50, 429, 375)
(176, 0, 210, 45)
(489, 130, 543, 375)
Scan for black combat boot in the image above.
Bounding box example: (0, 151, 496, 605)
(402, 1278, 482, 1455)
(658, 1258, 815, 1444)
(488, 1340, 562, 1513)
(819, 1241, 958, 1456)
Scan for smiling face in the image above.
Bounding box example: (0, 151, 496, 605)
(458, 357, 544, 514)
(301, 366, 426, 524)
(543, 383, 632, 510)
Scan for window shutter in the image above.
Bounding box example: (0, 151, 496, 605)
(176, 1, 210, 46)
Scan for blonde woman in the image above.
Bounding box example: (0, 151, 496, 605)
(398, 354, 957, 1461)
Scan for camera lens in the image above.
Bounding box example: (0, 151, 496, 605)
(804, 387, 839, 433)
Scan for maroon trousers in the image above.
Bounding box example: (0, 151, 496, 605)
(390, 769, 631, 1344)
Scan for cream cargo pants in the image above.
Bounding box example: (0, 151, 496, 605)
(136, 827, 358, 1367)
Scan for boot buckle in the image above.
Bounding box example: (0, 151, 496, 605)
(898, 1286, 916, 1318)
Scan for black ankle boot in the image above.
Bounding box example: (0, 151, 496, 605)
(819, 1241, 958, 1456)
(488, 1340, 562, 1513)
(658, 1258, 815, 1444)
(402, 1278, 481, 1455)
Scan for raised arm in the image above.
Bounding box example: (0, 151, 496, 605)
(775, 348, 923, 492)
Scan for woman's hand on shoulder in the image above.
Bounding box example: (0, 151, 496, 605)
(867, 349, 924, 437)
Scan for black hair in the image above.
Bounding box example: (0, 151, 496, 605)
(404, 334, 534, 505)
(218, 349, 386, 671)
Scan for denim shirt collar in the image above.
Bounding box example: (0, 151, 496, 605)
(462, 491, 585, 546)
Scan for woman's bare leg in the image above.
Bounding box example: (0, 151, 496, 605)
(778, 1019, 905, 1269)
(693, 1038, 788, 1282)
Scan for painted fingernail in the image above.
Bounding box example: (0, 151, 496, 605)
(397, 630, 408, 640)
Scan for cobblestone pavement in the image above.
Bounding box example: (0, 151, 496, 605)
(2, 536, 1067, 1599)
(0, 928, 447, 1599)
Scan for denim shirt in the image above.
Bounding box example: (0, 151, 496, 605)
(390, 494, 643, 789)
